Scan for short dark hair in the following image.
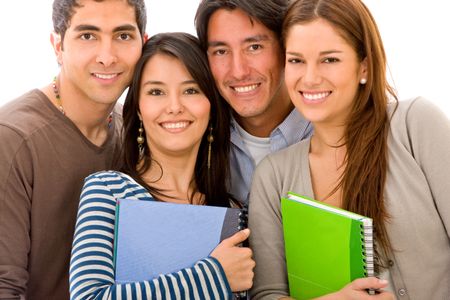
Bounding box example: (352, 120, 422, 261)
(120, 32, 233, 207)
(52, 0, 147, 41)
(195, 0, 289, 50)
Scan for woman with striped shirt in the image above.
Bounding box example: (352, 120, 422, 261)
(69, 32, 254, 300)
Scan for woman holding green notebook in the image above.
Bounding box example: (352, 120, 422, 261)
(249, 0, 450, 299)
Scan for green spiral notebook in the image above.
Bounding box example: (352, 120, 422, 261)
(281, 192, 374, 300)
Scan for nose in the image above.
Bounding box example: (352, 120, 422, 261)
(166, 94, 184, 115)
(230, 52, 251, 80)
(96, 40, 117, 68)
(303, 63, 322, 87)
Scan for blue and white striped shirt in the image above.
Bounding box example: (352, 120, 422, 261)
(229, 109, 312, 204)
(69, 171, 232, 300)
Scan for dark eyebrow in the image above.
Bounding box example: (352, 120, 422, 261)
(73, 24, 137, 33)
(286, 51, 301, 57)
(320, 50, 343, 55)
(113, 24, 138, 33)
(142, 80, 198, 86)
(208, 34, 271, 48)
(181, 80, 198, 85)
(73, 25, 100, 32)
(286, 50, 343, 57)
(142, 80, 164, 86)
(208, 41, 227, 48)
(243, 34, 270, 44)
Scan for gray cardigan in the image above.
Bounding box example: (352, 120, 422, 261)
(248, 98, 450, 300)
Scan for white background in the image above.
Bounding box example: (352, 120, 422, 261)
(0, 0, 449, 117)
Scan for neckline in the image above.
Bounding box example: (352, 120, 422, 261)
(37, 88, 116, 151)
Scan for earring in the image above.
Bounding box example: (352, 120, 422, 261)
(137, 121, 145, 159)
(360, 78, 367, 85)
(207, 126, 214, 170)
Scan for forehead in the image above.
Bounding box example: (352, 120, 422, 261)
(207, 8, 277, 45)
(286, 19, 353, 52)
(68, 0, 137, 29)
(142, 54, 192, 82)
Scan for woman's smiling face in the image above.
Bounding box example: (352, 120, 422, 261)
(284, 18, 367, 127)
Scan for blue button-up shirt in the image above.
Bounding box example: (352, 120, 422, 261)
(229, 109, 313, 205)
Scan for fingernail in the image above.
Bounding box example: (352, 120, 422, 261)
(379, 279, 388, 285)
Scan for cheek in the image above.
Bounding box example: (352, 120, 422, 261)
(120, 42, 143, 61)
(196, 100, 211, 120)
(138, 100, 160, 124)
(208, 58, 227, 80)
(191, 99, 211, 129)
(265, 50, 284, 74)
(334, 71, 360, 97)
(284, 66, 298, 90)
(267, 64, 284, 87)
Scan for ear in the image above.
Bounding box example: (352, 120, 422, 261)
(50, 32, 63, 65)
(359, 57, 368, 81)
(143, 33, 149, 43)
(137, 111, 142, 121)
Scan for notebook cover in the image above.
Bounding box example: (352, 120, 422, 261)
(281, 193, 370, 299)
(114, 199, 243, 283)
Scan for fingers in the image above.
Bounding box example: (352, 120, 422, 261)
(221, 228, 250, 247)
(335, 277, 394, 300)
(351, 277, 388, 290)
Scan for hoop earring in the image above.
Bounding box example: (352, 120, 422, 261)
(207, 126, 214, 170)
(137, 121, 145, 160)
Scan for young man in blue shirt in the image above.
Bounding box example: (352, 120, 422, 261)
(195, 0, 312, 204)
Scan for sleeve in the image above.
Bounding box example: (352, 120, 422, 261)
(69, 174, 233, 300)
(248, 157, 289, 300)
(0, 125, 33, 299)
(405, 98, 450, 238)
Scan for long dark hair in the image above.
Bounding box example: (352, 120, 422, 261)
(119, 32, 232, 207)
(283, 0, 398, 263)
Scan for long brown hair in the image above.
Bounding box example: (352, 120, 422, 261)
(118, 32, 233, 207)
(283, 0, 398, 263)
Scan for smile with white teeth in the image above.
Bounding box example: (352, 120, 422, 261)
(94, 73, 118, 80)
(302, 91, 331, 101)
(161, 121, 190, 129)
(232, 84, 259, 93)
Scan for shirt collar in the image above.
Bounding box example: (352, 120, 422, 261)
(231, 108, 311, 140)
(275, 108, 312, 145)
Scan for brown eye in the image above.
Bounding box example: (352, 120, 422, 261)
(287, 58, 303, 64)
(80, 33, 94, 40)
(119, 33, 131, 40)
(184, 88, 200, 95)
(323, 57, 340, 63)
(148, 89, 164, 96)
(249, 44, 262, 51)
(213, 49, 227, 56)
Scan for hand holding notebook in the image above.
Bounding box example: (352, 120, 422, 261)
(281, 192, 374, 300)
(210, 228, 255, 292)
(114, 198, 253, 295)
(330, 277, 389, 299)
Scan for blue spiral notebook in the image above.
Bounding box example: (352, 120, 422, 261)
(113, 198, 245, 283)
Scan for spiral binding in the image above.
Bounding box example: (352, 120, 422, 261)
(238, 205, 248, 230)
(361, 218, 375, 295)
(361, 219, 374, 277)
(235, 205, 249, 300)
